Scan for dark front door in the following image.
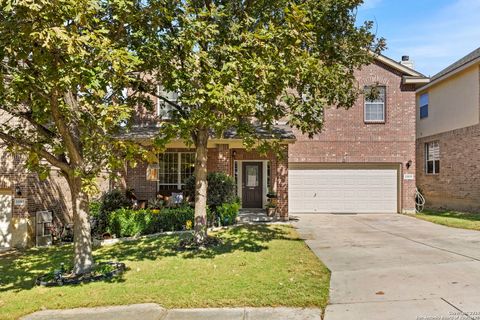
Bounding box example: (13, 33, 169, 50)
(242, 162, 263, 208)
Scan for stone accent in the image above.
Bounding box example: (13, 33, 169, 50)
(288, 61, 417, 212)
(416, 124, 480, 212)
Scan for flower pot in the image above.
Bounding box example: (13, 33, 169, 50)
(266, 207, 276, 217)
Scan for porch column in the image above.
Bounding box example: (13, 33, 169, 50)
(210, 144, 231, 175)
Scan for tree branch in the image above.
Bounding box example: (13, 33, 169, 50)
(49, 89, 83, 166)
(0, 131, 71, 173)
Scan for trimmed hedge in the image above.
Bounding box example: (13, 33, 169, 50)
(107, 201, 241, 238)
(108, 206, 195, 237)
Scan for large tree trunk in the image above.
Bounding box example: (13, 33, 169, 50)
(68, 176, 94, 274)
(193, 128, 209, 244)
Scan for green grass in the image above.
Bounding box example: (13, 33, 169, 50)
(413, 209, 480, 231)
(0, 224, 330, 320)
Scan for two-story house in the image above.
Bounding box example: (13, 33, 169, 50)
(416, 47, 480, 212)
(122, 54, 428, 219)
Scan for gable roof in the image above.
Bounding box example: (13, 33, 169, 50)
(374, 54, 426, 77)
(431, 47, 480, 82)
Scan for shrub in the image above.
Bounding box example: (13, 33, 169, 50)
(89, 199, 102, 236)
(94, 189, 131, 235)
(101, 189, 131, 213)
(216, 201, 240, 226)
(152, 205, 195, 232)
(107, 205, 198, 237)
(108, 208, 152, 237)
(89, 200, 102, 218)
(184, 172, 236, 211)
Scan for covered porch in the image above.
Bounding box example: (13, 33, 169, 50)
(118, 126, 294, 220)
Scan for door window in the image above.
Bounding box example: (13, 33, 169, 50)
(246, 165, 259, 187)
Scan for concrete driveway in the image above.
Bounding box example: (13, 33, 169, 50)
(293, 213, 480, 320)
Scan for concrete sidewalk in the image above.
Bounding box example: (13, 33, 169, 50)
(293, 213, 480, 320)
(21, 304, 322, 320)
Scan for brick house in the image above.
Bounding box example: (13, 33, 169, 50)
(416, 47, 480, 212)
(0, 144, 110, 249)
(0, 53, 427, 250)
(122, 54, 427, 219)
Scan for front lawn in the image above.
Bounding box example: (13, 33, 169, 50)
(0, 224, 330, 320)
(413, 209, 480, 231)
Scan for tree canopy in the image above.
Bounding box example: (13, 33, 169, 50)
(0, 0, 144, 273)
(126, 0, 385, 242)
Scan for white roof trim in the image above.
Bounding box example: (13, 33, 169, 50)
(402, 77, 430, 85)
(373, 54, 425, 77)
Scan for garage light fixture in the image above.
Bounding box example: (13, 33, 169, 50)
(406, 160, 412, 170)
(15, 186, 22, 196)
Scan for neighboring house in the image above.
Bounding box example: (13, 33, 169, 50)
(0, 143, 110, 249)
(0, 146, 71, 249)
(416, 47, 480, 212)
(122, 54, 428, 219)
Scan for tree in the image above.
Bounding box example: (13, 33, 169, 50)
(127, 0, 385, 244)
(0, 0, 142, 274)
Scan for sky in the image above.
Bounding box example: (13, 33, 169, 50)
(356, 0, 480, 76)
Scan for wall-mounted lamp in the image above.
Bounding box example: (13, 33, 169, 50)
(406, 160, 412, 170)
(232, 150, 237, 158)
(15, 186, 22, 196)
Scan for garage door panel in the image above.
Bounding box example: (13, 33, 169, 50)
(289, 167, 398, 213)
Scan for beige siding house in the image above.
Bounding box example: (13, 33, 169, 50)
(416, 47, 480, 211)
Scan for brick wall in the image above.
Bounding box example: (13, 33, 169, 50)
(125, 145, 289, 219)
(416, 124, 480, 212)
(233, 147, 288, 219)
(288, 60, 417, 212)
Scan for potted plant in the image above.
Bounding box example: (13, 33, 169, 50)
(266, 202, 277, 217)
(266, 189, 277, 199)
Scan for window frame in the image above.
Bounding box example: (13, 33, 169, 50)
(364, 85, 386, 123)
(424, 141, 440, 175)
(157, 152, 195, 190)
(157, 85, 178, 120)
(420, 93, 429, 119)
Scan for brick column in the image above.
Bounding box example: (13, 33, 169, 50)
(211, 144, 231, 175)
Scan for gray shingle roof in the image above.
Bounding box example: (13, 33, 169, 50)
(431, 47, 480, 81)
(117, 124, 296, 141)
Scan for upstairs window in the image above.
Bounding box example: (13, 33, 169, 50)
(420, 93, 429, 119)
(157, 85, 179, 119)
(364, 86, 386, 123)
(425, 141, 440, 174)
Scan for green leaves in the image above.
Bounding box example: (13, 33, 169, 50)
(131, 0, 384, 149)
(0, 0, 143, 192)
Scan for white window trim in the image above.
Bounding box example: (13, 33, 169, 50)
(158, 152, 195, 190)
(425, 141, 440, 175)
(235, 160, 269, 208)
(157, 85, 176, 120)
(364, 86, 386, 123)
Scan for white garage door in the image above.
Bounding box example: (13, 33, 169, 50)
(289, 166, 398, 213)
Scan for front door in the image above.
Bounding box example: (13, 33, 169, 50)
(242, 162, 263, 208)
(0, 190, 13, 248)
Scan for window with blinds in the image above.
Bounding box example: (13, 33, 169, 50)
(425, 141, 440, 174)
(364, 86, 386, 123)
